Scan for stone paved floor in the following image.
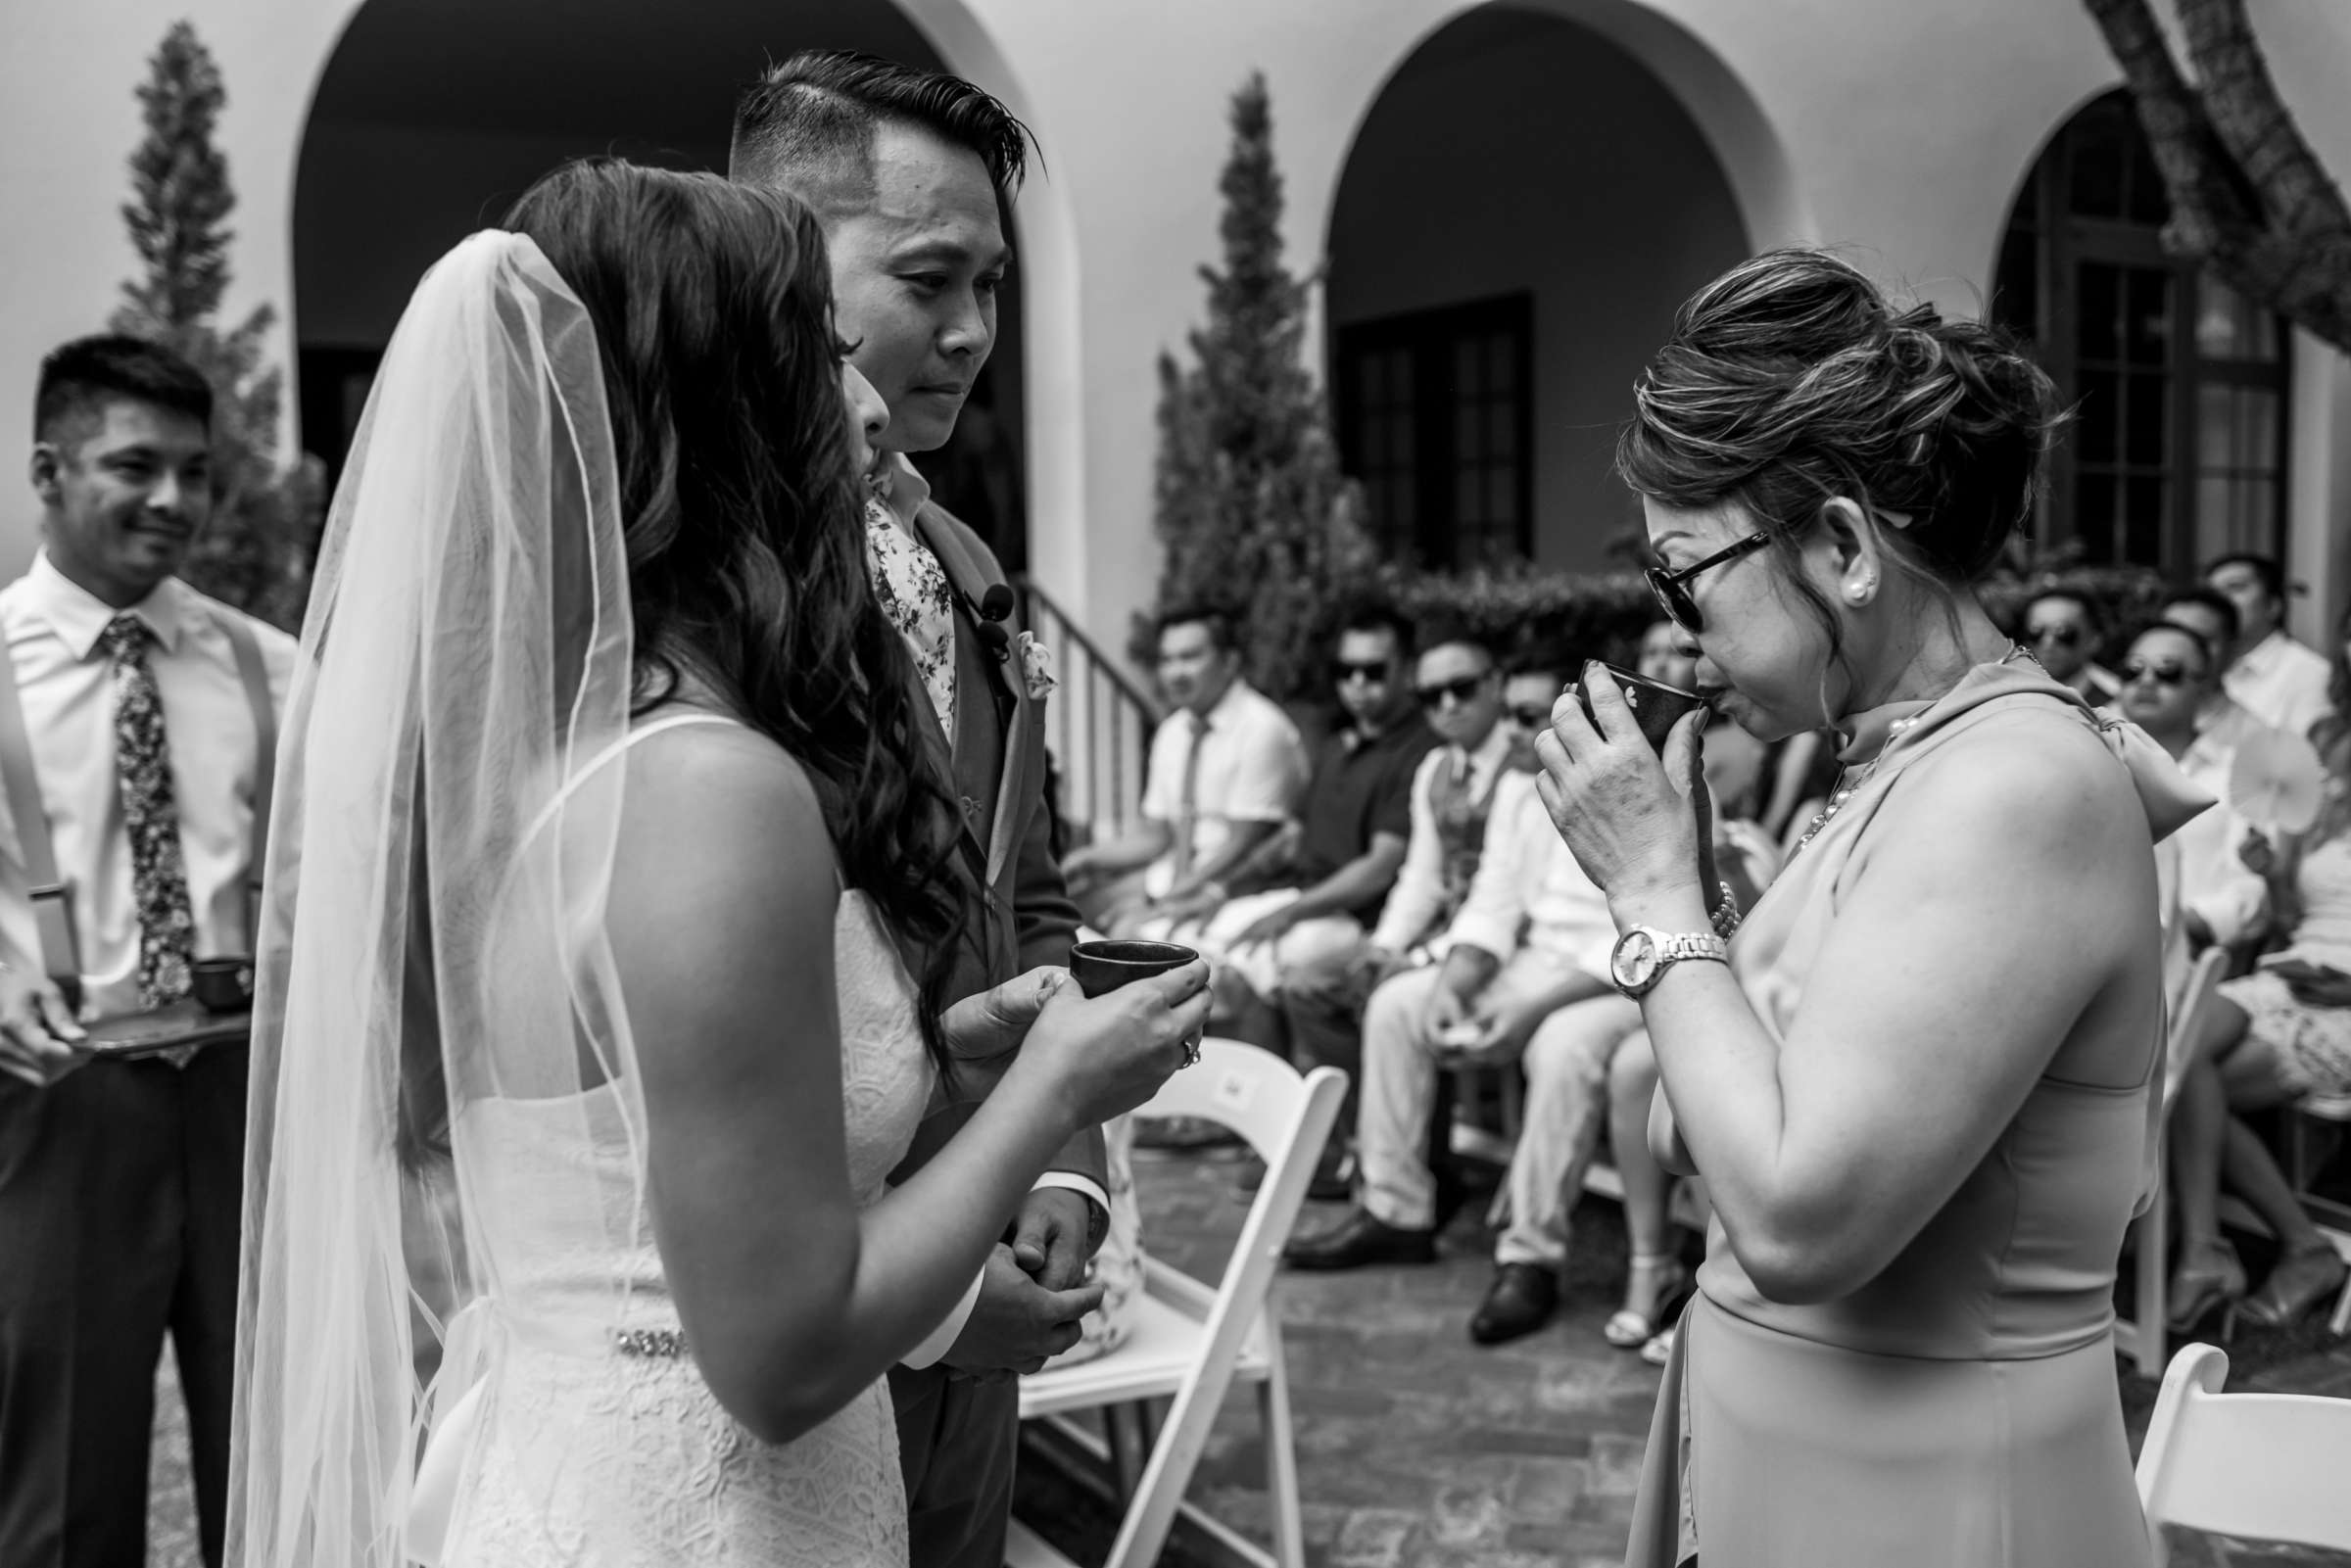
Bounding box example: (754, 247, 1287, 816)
(144, 1140, 2351, 1566)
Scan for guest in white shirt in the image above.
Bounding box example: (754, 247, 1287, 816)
(1353, 631, 1526, 980)
(2207, 552, 2333, 743)
(2159, 586, 2273, 754)
(2117, 623, 2272, 956)
(0, 336, 293, 1568)
(1284, 757, 1644, 1346)
(1065, 605, 1306, 930)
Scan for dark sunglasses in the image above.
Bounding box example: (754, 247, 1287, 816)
(1507, 703, 1554, 729)
(1648, 530, 1775, 633)
(2026, 622, 2084, 647)
(1415, 673, 1492, 710)
(1331, 658, 1391, 686)
(2121, 657, 2201, 688)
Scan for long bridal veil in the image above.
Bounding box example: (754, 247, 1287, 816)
(228, 230, 645, 1566)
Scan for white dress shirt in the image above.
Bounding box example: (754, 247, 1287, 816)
(0, 552, 292, 1016)
(1138, 678, 1307, 895)
(2170, 730, 2271, 949)
(2224, 629, 2334, 744)
(1441, 772, 1618, 980)
(1368, 723, 1516, 955)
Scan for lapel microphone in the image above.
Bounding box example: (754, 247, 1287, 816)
(969, 584, 1016, 662)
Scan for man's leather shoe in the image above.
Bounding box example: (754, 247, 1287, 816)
(1468, 1262, 1559, 1345)
(1282, 1206, 1436, 1269)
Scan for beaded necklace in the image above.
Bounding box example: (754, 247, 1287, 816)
(1786, 644, 2034, 860)
(1787, 713, 1925, 858)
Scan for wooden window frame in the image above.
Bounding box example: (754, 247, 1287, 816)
(1333, 293, 1535, 568)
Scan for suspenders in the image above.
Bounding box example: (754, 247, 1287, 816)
(0, 611, 277, 992)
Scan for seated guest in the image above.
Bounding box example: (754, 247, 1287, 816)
(2159, 586, 2277, 752)
(2117, 621, 2271, 956)
(1063, 604, 1306, 930)
(1272, 641, 1560, 1199)
(1140, 607, 1434, 1061)
(1340, 629, 1527, 988)
(1282, 746, 1648, 1347)
(2020, 585, 2120, 705)
(2207, 551, 2334, 742)
(2167, 692, 2351, 1332)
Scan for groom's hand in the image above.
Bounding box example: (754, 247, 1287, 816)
(1009, 1187, 1095, 1292)
(940, 1244, 1104, 1378)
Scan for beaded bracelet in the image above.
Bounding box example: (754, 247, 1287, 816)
(1708, 880, 1741, 939)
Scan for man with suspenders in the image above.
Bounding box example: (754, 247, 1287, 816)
(0, 337, 293, 1568)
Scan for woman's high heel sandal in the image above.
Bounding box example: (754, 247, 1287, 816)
(1605, 1253, 1691, 1349)
(2166, 1239, 2247, 1335)
(2239, 1241, 2348, 1331)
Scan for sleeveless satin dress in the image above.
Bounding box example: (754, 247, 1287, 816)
(1625, 661, 2193, 1568)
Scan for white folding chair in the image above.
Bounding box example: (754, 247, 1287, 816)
(2135, 1343, 2351, 1564)
(1008, 1039, 1346, 1568)
(2118, 946, 2231, 1375)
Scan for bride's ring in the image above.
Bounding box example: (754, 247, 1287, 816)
(1180, 1038, 1202, 1069)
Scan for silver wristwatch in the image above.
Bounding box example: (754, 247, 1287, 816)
(1608, 926, 1730, 999)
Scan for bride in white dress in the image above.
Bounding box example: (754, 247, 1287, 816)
(226, 161, 1210, 1567)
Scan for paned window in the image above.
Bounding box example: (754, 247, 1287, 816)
(1335, 295, 1533, 567)
(1993, 92, 2288, 572)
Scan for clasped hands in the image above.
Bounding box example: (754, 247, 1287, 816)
(934, 964, 1203, 1378)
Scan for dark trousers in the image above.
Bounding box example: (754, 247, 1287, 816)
(0, 1045, 248, 1568)
(888, 1361, 1019, 1568)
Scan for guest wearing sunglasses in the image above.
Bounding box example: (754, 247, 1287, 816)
(1137, 607, 1435, 1073)
(2020, 587, 2121, 706)
(2164, 602, 2351, 1335)
(2116, 622, 2272, 970)
(1342, 628, 1521, 989)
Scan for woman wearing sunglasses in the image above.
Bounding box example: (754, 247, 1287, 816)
(2161, 603, 2351, 1333)
(1537, 250, 2206, 1568)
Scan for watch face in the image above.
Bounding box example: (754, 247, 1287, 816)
(1612, 929, 1659, 991)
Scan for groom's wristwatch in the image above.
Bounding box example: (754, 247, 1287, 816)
(1609, 927, 1730, 999)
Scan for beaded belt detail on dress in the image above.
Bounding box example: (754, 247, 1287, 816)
(612, 1326, 689, 1357)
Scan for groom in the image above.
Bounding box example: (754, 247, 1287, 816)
(732, 52, 1109, 1568)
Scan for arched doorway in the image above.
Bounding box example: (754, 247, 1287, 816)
(1991, 89, 2290, 575)
(293, 0, 1033, 568)
(1324, 3, 1755, 572)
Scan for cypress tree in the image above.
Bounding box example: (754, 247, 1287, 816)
(110, 21, 321, 631)
(1141, 72, 1375, 705)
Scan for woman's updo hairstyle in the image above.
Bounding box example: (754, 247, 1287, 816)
(1619, 249, 2063, 591)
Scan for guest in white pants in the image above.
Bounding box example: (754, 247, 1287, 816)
(1285, 768, 1637, 1345)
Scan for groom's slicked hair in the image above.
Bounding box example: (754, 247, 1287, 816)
(729, 50, 1034, 217)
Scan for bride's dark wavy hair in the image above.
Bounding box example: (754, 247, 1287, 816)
(511, 156, 968, 1016)
(389, 160, 967, 1170)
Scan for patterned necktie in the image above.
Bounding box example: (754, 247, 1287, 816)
(1169, 714, 1211, 879)
(102, 614, 195, 1010)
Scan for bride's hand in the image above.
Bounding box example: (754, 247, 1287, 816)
(1536, 663, 1707, 914)
(940, 967, 1074, 1069)
(1009, 960, 1213, 1132)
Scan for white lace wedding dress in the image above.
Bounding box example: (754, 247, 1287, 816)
(434, 880, 929, 1566)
